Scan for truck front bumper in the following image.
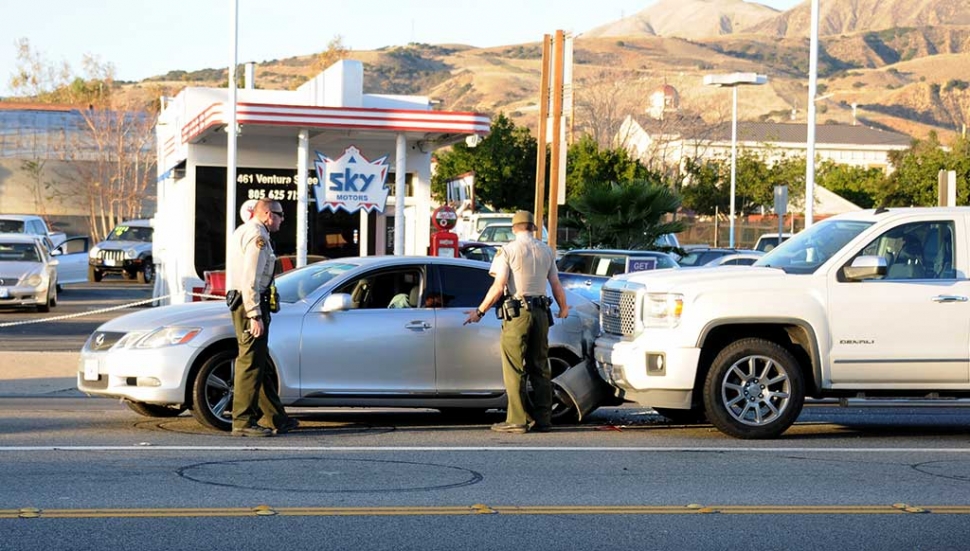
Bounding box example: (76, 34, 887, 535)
(594, 334, 702, 398)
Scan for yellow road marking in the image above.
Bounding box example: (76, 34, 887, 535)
(3, 504, 970, 519)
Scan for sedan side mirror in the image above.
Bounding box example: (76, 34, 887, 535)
(320, 292, 353, 313)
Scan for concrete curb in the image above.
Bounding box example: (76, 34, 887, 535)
(0, 351, 80, 396)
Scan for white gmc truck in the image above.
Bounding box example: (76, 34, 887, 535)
(594, 207, 970, 439)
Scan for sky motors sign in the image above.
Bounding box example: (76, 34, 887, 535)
(313, 146, 390, 214)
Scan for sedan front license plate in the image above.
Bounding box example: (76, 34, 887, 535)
(0, 287, 7, 298)
(83, 359, 100, 381)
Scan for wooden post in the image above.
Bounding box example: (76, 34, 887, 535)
(533, 35, 551, 240)
(547, 30, 565, 251)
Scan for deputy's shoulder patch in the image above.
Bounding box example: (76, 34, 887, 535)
(255, 237, 266, 250)
(496, 248, 504, 258)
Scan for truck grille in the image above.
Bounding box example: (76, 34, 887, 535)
(600, 288, 638, 336)
(97, 249, 126, 261)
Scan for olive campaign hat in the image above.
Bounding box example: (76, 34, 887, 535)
(512, 210, 534, 226)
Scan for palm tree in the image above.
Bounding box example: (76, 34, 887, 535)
(564, 180, 685, 251)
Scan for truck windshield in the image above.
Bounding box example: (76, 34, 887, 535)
(107, 226, 153, 242)
(754, 219, 873, 274)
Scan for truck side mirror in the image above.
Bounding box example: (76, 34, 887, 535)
(842, 255, 887, 282)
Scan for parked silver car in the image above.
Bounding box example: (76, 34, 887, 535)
(0, 234, 58, 312)
(78, 256, 600, 430)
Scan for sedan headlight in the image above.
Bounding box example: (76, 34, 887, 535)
(118, 327, 202, 349)
(24, 273, 44, 287)
(642, 293, 683, 328)
(125, 248, 137, 259)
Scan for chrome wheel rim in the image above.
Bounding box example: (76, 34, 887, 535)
(720, 354, 791, 426)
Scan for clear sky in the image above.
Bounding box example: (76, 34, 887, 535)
(0, 0, 801, 95)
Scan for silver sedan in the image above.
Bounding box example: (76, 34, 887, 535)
(0, 234, 58, 312)
(77, 256, 600, 430)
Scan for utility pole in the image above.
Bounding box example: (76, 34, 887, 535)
(533, 35, 551, 240)
(547, 30, 566, 251)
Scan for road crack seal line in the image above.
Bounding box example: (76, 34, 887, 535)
(176, 457, 484, 494)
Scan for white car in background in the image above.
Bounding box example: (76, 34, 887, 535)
(78, 256, 604, 431)
(0, 234, 58, 312)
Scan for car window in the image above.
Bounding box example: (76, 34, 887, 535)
(461, 244, 496, 262)
(855, 221, 956, 280)
(106, 225, 153, 242)
(276, 261, 357, 303)
(0, 242, 40, 262)
(0, 220, 25, 233)
(557, 254, 593, 275)
(59, 238, 89, 255)
(653, 254, 678, 269)
(434, 264, 493, 308)
(334, 267, 424, 309)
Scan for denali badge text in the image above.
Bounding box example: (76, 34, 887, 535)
(840, 339, 875, 345)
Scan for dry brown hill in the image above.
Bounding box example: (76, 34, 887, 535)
(585, 0, 779, 40)
(746, 0, 970, 37)
(129, 0, 969, 142)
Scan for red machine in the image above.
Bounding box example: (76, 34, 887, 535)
(430, 205, 459, 257)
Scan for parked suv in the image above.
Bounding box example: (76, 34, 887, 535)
(557, 249, 679, 304)
(89, 219, 154, 283)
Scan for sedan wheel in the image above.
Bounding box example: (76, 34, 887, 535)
(190, 350, 236, 431)
(703, 338, 804, 439)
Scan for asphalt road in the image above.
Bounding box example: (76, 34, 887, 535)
(1, 399, 969, 550)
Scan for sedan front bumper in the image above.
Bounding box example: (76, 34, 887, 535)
(77, 345, 201, 405)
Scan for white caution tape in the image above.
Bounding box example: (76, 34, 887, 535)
(0, 291, 226, 329)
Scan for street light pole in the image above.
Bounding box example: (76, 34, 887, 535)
(729, 86, 738, 248)
(704, 72, 768, 248)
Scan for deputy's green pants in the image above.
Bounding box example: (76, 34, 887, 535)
(500, 308, 552, 427)
(230, 303, 287, 430)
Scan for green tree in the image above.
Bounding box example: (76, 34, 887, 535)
(565, 134, 650, 202)
(564, 180, 685, 250)
(431, 113, 537, 211)
(816, 161, 886, 209)
(680, 157, 729, 216)
(879, 133, 948, 207)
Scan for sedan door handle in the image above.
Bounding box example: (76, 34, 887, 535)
(584, 279, 593, 287)
(932, 295, 968, 303)
(405, 321, 432, 330)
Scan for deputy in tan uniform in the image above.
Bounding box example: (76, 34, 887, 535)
(226, 198, 298, 437)
(464, 210, 568, 433)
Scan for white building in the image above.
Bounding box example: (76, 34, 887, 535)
(154, 60, 489, 303)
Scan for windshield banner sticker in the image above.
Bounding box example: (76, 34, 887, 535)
(313, 146, 390, 214)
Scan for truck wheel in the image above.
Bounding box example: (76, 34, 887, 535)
(190, 349, 236, 431)
(126, 401, 186, 418)
(137, 259, 154, 284)
(88, 266, 103, 282)
(703, 338, 804, 439)
(654, 407, 707, 425)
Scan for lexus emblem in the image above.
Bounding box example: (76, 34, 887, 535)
(94, 333, 105, 348)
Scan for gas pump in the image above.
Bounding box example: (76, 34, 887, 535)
(430, 205, 459, 257)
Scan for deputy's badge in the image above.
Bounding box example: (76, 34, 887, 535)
(255, 237, 266, 250)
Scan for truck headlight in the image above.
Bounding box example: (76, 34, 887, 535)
(125, 248, 137, 259)
(642, 293, 683, 328)
(89, 246, 100, 259)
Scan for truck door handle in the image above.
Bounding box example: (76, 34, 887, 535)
(405, 321, 432, 330)
(932, 295, 968, 303)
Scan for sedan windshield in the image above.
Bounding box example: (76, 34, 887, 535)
(275, 261, 358, 303)
(754, 219, 873, 274)
(0, 242, 40, 262)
